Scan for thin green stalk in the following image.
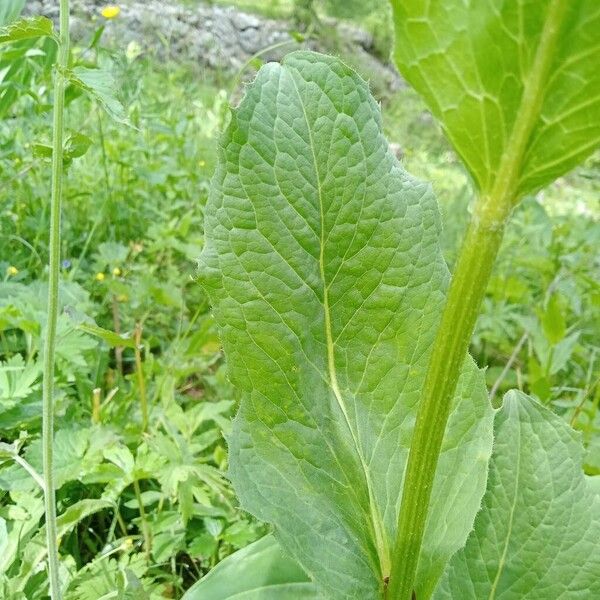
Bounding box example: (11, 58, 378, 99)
(133, 478, 152, 559)
(10, 452, 46, 491)
(134, 323, 148, 431)
(42, 1, 70, 598)
(489, 332, 528, 404)
(231, 37, 306, 95)
(67, 108, 112, 281)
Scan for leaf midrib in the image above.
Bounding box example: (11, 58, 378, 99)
(286, 65, 389, 581)
(488, 410, 522, 599)
(486, 0, 569, 206)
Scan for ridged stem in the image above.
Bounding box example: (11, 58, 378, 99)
(388, 0, 568, 594)
(388, 202, 508, 599)
(42, 1, 70, 598)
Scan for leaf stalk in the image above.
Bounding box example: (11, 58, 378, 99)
(388, 1, 569, 595)
(388, 200, 508, 600)
(42, 0, 69, 597)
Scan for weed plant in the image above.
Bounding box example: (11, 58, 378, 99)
(0, 2, 598, 598)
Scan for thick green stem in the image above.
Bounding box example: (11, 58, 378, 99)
(388, 199, 509, 600)
(387, 1, 568, 594)
(42, 1, 69, 598)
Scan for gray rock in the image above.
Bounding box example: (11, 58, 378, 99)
(24, 0, 402, 90)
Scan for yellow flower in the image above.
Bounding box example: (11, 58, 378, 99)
(101, 5, 120, 19)
(112, 267, 122, 277)
(95, 272, 105, 282)
(7, 266, 18, 276)
(198, 160, 206, 167)
(116, 294, 129, 302)
(121, 537, 133, 550)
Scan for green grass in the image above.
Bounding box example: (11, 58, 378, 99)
(0, 52, 257, 598)
(0, 32, 598, 599)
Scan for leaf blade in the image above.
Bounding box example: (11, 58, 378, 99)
(0, 15, 53, 43)
(182, 535, 320, 600)
(200, 51, 494, 598)
(69, 66, 130, 126)
(77, 323, 137, 348)
(435, 391, 600, 599)
(391, 0, 600, 199)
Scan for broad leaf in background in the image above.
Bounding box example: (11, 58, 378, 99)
(64, 552, 149, 600)
(32, 132, 94, 167)
(391, 0, 600, 198)
(0, 516, 7, 561)
(0, 3, 55, 119)
(199, 51, 494, 598)
(0, 427, 114, 492)
(0, 16, 54, 44)
(0, 491, 44, 575)
(69, 66, 130, 126)
(77, 322, 136, 348)
(183, 535, 319, 600)
(15, 499, 113, 592)
(0, 355, 40, 404)
(435, 391, 600, 598)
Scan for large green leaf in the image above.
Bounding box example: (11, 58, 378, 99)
(0, 427, 112, 491)
(391, 0, 600, 198)
(199, 51, 494, 599)
(183, 535, 319, 599)
(0, 16, 54, 45)
(68, 66, 130, 126)
(0, 516, 7, 558)
(0, 491, 44, 575)
(435, 391, 600, 598)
